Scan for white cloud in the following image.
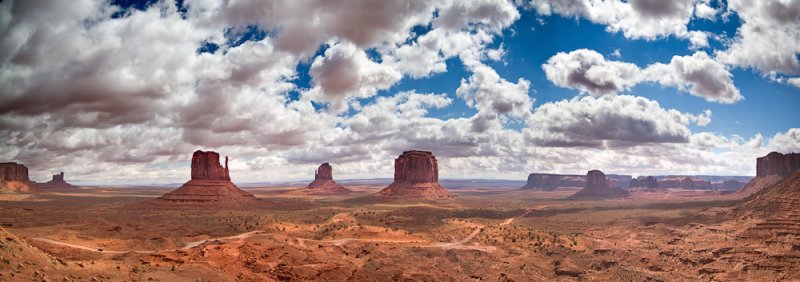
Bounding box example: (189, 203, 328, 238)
(456, 64, 533, 122)
(543, 49, 742, 103)
(716, 0, 800, 75)
(525, 95, 710, 147)
(694, 1, 719, 21)
(768, 128, 800, 153)
(644, 51, 742, 103)
(542, 49, 642, 97)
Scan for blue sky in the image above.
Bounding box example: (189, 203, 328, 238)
(1, 0, 799, 183)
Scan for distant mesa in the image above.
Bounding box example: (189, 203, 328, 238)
(658, 176, 712, 190)
(569, 170, 629, 200)
(521, 173, 631, 191)
(0, 162, 36, 192)
(738, 152, 800, 195)
(377, 150, 453, 199)
(303, 163, 351, 194)
(629, 176, 659, 190)
(158, 150, 255, 203)
(37, 172, 77, 189)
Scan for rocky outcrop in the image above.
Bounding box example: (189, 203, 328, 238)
(521, 174, 584, 191)
(756, 152, 800, 177)
(0, 162, 36, 192)
(629, 176, 659, 189)
(737, 152, 800, 195)
(569, 170, 629, 199)
(377, 150, 453, 199)
(718, 179, 746, 191)
(658, 177, 712, 190)
(37, 172, 77, 189)
(158, 150, 255, 203)
(303, 163, 351, 194)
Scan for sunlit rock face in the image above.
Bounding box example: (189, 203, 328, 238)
(569, 170, 629, 200)
(304, 163, 351, 194)
(757, 152, 800, 177)
(158, 150, 255, 203)
(378, 150, 453, 199)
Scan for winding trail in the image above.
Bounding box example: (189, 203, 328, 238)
(30, 206, 546, 255)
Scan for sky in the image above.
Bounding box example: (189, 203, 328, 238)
(1, 0, 799, 184)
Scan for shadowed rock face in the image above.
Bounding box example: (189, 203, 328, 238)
(159, 150, 254, 203)
(570, 170, 629, 199)
(521, 174, 584, 191)
(378, 150, 453, 199)
(0, 162, 29, 182)
(191, 151, 230, 181)
(315, 163, 333, 180)
(39, 172, 76, 189)
(0, 162, 36, 192)
(304, 163, 350, 194)
(630, 176, 659, 189)
(756, 152, 800, 177)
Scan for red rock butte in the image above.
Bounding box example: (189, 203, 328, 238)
(377, 150, 453, 199)
(37, 172, 77, 189)
(158, 150, 255, 203)
(303, 163, 351, 194)
(738, 151, 800, 195)
(569, 170, 629, 199)
(0, 162, 36, 192)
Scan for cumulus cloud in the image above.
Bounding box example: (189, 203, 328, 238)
(527, 0, 697, 41)
(716, 0, 800, 75)
(542, 49, 642, 97)
(525, 95, 711, 147)
(768, 128, 800, 153)
(456, 64, 533, 127)
(644, 51, 742, 103)
(543, 49, 742, 103)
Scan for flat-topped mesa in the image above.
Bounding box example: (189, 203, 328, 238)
(630, 176, 659, 189)
(569, 170, 629, 200)
(377, 150, 453, 199)
(0, 162, 36, 192)
(191, 150, 230, 181)
(521, 173, 584, 191)
(757, 152, 800, 177)
(304, 163, 350, 194)
(158, 150, 254, 203)
(737, 152, 800, 195)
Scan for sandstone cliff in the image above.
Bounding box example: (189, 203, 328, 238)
(569, 170, 629, 199)
(303, 163, 351, 194)
(0, 162, 36, 192)
(158, 150, 255, 203)
(377, 151, 453, 199)
(738, 152, 800, 195)
(629, 176, 659, 189)
(37, 172, 77, 189)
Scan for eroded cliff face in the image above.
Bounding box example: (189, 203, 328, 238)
(521, 174, 584, 191)
(0, 162, 29, 182)
(191, 151, 230, 181)
(304, 163, 350, 194)
(630, 176, 659, 189)
(756, 152, 800, 177)
(570, 170, 629, 199)
(158, 150, 254, 203)
(378, 150, 452, 199)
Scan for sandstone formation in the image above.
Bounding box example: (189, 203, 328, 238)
(717, 179, 746, 191)
(521, 173, 631, 190)
(569, 170, 629, 199)
(629, 176, 659, 189)
(158, 150, 255, 203)
(756, 152, 800, 177)
(0, 162, 36, 192)
(741, 170, 800, 236)
(37, 172, 77, 189)
(377, 150, 453, 199)
(738, 152, 800, 195)
(303, 163, 351, 194)
(658, 177, 712, 190)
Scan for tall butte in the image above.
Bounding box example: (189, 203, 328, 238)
(303, 163, 351, 194)
(377, 150, 453, 199)
(737, 152, 800, 195)
(569, 170, 629, 200)
(0, 162, 36, 192)
(158, 150, 255, 203)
